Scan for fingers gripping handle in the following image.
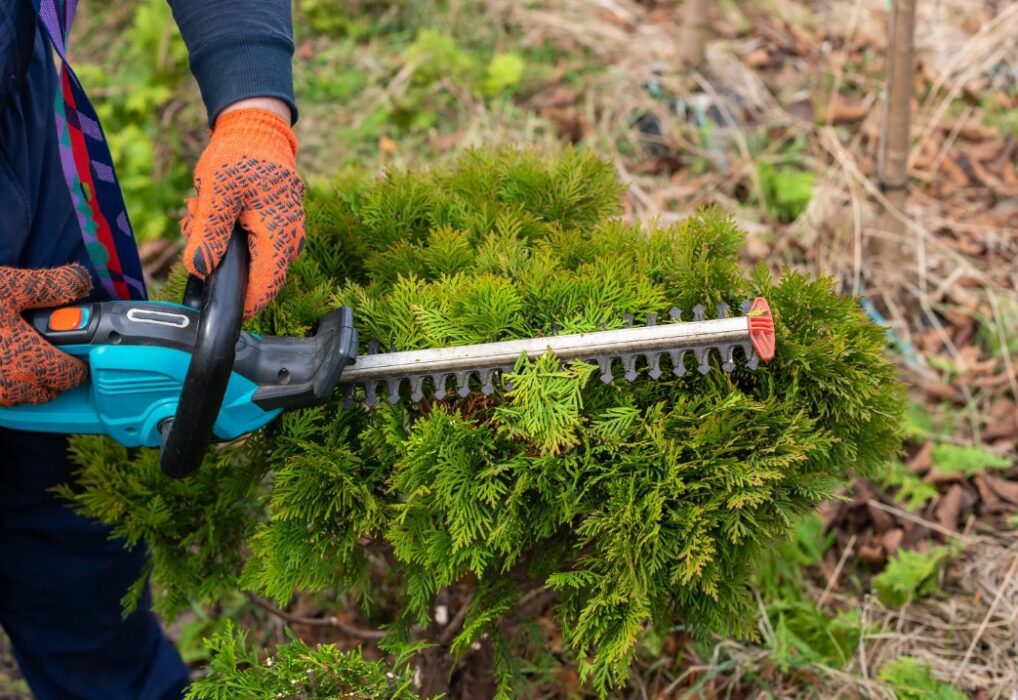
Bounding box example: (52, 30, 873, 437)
(159, 224, 248, 478)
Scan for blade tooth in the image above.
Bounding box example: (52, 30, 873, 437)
(747, 345, 760, 370)
(696, 346, 712, 375)
(499, 365, 514, 392)
(387, 378, 402, 404)
(646, 313, 657, 326)
(432, 374, 449, 400)
(734, 342, 758, 370)
(598, 356, 614, 383)
(623, 313, 635, 327)
(669, 307, 682, 322)
(364, 382, 379, 408)
(342, 384, 355, 409)
(717, 302, 730, 318)
(367, 339, 381, 355)
(741, 299, 752, 315)
(692, 304, 706, 322)
(410, 376, 425, 403)
(669, 350, 687, 377)
(480, 369, 496, 395)
(622, 354, 639, 382)
(721, 344, 736, 372)
(456, 371, 471, 398)
(648, 352, 663, 379)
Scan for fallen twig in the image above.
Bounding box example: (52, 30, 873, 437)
(865, 499, 976, 545)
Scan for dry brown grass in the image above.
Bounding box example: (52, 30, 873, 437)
(865, 536, 1018, 696)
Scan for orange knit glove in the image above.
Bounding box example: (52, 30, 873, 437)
(0, 265, 93, 407)
(181, 109, 306, 319)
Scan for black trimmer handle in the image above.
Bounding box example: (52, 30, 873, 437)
(159, 225, 248, 478)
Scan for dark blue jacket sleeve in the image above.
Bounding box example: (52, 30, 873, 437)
(166, 0, 297, 126)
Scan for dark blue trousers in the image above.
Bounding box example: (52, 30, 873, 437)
(1, 2, 189, 698)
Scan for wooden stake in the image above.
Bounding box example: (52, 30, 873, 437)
(678, 0, 712, 71)
(875, 0, 918, 281)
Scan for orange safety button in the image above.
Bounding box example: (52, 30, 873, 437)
(49, 306, 84, 332)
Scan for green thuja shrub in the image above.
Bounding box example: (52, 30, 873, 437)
(62, 148, 905, 697)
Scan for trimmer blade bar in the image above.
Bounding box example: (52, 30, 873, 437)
(338, 298, 775, 407)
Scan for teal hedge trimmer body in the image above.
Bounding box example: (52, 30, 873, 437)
(0, 227, 775, 479)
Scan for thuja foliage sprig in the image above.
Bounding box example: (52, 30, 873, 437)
(62, 148, 905, 697)
(185, 622, 418, 700)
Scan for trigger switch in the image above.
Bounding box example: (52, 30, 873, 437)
(48, 306, 89, 332)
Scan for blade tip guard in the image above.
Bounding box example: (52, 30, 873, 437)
(748, 297, 776, 362)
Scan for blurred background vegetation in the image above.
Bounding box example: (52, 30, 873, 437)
(68, 0, 588, 242)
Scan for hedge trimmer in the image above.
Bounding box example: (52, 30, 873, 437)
(0, 227, 775, 478)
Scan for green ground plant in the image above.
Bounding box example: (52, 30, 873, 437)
(754, 517, 867, 673)
(873, 547, 952, 608)
(875, 461, 939, 511)
(882, 399, 1011, 510)
(60, 149, 905, 697)
(362, 26, 535, 140)
(757, 162, 815, 223)
(877, 656, 967, 700)
(931, 443, 1011, 475)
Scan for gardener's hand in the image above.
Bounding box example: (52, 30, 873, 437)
(0, 265, 93, 406)
(181, 99, 306, 319)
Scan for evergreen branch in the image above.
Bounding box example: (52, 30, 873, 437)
(185, 621, 417, 699)
(247, 593, 386, 640)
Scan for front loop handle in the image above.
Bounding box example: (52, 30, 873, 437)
(159, 224, 248, 478)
